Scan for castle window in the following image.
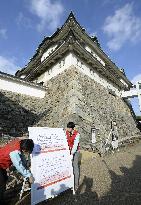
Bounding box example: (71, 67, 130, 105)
(48, 69, 52, 75)
(38, 81, 44, 86)
(77, 59, 79, 66)
(77, 59, 82, 67)
(62, 59, 65, 66)
(90, 69, 93, 75)
(59, 59, 65, 68)
(59, 61, 61, 68)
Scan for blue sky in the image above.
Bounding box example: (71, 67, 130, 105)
(0, 0, 141, 114)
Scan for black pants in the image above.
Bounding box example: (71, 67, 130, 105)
(0, 169, 8, 203)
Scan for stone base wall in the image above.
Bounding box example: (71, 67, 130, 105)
(36, 66, 140, 148)
(0, 66, 140, 149)
(0, 90, 44, 134)
(73, 68, 140, 148)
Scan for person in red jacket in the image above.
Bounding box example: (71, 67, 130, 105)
(66, 122, 80, 191)
(0, 138, 34, 204)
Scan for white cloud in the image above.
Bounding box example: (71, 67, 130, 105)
(29, 0, 64, 32)
(131, 74, 141, 85)
(103, 3, 141, 51)
(0, 28, 7, 39)
(16, 12, 32, 29)
(102, 0, 123, 6)
(0, 56, 19, 75)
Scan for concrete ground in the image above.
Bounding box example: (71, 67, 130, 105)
(7, 140, 141, 205)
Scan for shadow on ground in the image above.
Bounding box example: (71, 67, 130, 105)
(5, 154, 141, 205)
(100, 155, 141, 205)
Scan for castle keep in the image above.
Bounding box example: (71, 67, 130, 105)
(0, 12, 140, 148)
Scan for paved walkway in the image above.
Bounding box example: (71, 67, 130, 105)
(8, 140, 141, 205)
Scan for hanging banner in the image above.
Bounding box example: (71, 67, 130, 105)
(28, 127, 74, 205)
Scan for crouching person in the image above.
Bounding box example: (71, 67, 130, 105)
(66, 122, 80, 192)
(0, 139, 34, 204)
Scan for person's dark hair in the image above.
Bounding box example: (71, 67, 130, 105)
(67, 122, 75, 129)
(20, 139, 34, 153)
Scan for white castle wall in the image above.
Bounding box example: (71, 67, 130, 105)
(71, 54, 120, 96)
(37, 53, 72, 82)
(37, 52, 121, 96)
(0, 77, 45, 98)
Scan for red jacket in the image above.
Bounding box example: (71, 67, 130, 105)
(66, 130, 79, 151)
(0, 139, 21, 169)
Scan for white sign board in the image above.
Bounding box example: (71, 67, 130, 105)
(28, 127, 74, 205)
